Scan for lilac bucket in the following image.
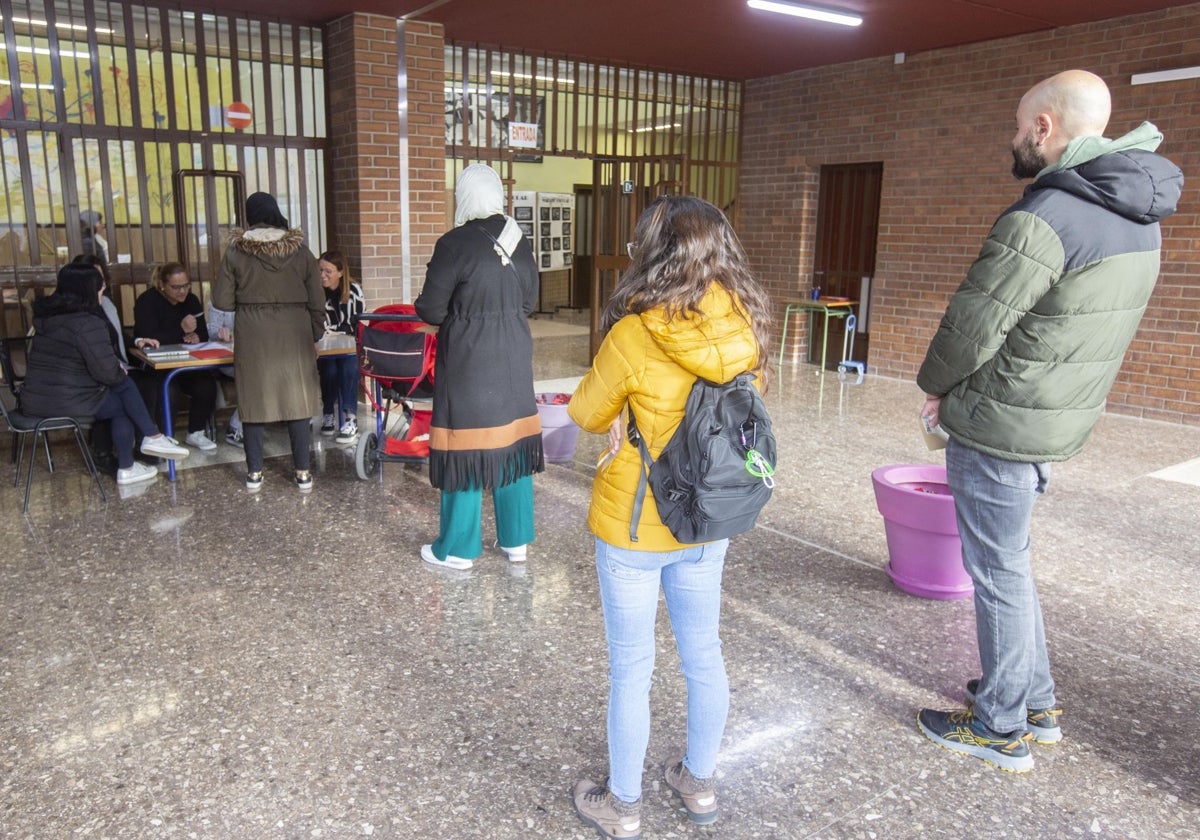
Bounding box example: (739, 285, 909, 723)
(871, 464, 973, 600)
(535, 393, 579, 464)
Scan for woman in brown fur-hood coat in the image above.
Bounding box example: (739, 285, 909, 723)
(212, 192, 325, 490)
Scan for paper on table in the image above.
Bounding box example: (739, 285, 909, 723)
(317, 333, 356, 351)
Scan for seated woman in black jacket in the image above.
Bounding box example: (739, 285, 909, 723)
(20, 264, 190, 485)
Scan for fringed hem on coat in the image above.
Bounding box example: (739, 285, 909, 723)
(429, 434, 544, 491)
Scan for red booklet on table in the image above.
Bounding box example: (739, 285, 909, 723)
(189, 347, 233, 360)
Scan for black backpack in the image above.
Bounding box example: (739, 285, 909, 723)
(628, 373, 776, 544)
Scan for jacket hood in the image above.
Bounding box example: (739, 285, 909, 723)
(1031, 121, 1183, 224)
(32, 293, 98, 320)
(638, 283, 759, 383)
(227, 226, 307, 268)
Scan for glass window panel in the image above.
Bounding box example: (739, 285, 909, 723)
(142, 142, 173, 263)
(305, 147, 324, 253)
(0, 2, 322, 275)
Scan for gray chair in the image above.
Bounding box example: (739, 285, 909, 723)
(0, 340, 105, 513)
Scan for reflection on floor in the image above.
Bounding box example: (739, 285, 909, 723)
(2, 324, 1198, 838)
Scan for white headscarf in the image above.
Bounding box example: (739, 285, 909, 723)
(454, 164, 524, 265)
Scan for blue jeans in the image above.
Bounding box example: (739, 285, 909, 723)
(595, 537, 730, 803)
(94, 376, 159, 469)
(945, 437, 1054, 734)
(318, 354, 359, 419)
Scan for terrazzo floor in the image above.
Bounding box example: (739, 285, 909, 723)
(2, 320, 1198, 839)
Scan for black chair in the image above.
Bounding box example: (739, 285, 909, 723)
(0, 340, 106, 513)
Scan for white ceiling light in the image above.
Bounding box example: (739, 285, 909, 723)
(747, 0, 862, 27)
(1131, 66, 1200, 85)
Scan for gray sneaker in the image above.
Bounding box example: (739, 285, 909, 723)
(664, 753, 718, 825)
(140, 434, 189, 460)
(572, 779, 641, 839)
(966, 679, 1063, 744)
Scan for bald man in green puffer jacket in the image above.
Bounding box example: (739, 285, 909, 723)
(914, 69, 1183, 773)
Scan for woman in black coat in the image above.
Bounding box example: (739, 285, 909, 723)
(21, 264, 189, 485)
(414, 164, 543, 570)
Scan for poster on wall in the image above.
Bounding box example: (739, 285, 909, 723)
(512, 191, 537, 256)
(535, 192, 573, 272)
(445, 91, 544, 154)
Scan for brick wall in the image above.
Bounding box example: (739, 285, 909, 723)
(741, 5, 1200, 424)
(325, 14, 445, 310)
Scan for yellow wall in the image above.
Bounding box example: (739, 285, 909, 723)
(512, 156, 592, 192)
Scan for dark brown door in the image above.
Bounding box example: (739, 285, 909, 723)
(812, 163, 882, 369)
(588, 155, 687, 356)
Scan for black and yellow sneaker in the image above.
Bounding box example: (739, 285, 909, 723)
(917, 708, 1034, 772)
(966, 679, 1063, 744)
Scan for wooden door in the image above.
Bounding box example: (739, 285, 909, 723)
(812, 163, 882, 368)
(588, 155, 687, 356)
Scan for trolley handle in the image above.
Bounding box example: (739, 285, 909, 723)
(355, 313, 426, 326)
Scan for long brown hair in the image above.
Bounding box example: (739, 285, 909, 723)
(602, 194, 773, 383)
(319, 250, 354, 304)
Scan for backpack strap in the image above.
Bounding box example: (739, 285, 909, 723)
(626, 406, 652, 542)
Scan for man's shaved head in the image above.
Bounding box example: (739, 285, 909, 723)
(1020, 70, 1111, 141)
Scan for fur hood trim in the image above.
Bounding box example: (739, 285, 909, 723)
(227, 225, 307, 258)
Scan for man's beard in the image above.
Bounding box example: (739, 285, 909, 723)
(1011, 132, 1046, 180)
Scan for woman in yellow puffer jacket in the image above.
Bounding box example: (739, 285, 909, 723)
(568, 195, 772, 839)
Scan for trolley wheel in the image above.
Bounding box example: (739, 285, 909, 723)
(355, 431, 380, 480)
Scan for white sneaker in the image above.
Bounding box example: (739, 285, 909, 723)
(225, 427, 244, 448)
(420, 543, 474, 570)
(320, 414, 336, 436)
(185, 431, 217, 452)
(500, 544, 527, 563)
(116, 461, 158, 486)
(140, 434, 189, 459)
(335, 416, 358, 444)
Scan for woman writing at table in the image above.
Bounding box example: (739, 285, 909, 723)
(133, 262, 220, 452)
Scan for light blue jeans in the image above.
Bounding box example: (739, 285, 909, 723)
(945, 437, 1055, 734)
(594, 537, 730, 803)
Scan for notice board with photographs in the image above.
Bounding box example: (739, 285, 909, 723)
(513, 190, 538, 256)
(534, 192, 573, 272)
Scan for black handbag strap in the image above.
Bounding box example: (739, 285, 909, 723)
(477, 226, 522, 282)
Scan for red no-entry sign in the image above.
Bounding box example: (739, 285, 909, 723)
(226, 101, 252, 130)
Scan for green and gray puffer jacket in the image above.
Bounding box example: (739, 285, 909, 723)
(917, 122, 1183, 462)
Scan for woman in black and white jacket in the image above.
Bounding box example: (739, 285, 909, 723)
(317, 249, 364, 443)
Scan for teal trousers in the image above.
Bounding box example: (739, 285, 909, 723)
(431, 474, 535, 560)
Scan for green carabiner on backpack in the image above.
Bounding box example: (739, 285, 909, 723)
(745, 448, 775, 487)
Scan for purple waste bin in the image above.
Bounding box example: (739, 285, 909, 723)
(535, 393, 579, 464)
(871, 464, 973, 600)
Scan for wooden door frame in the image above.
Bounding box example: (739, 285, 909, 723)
(588, 155, 687, 356)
